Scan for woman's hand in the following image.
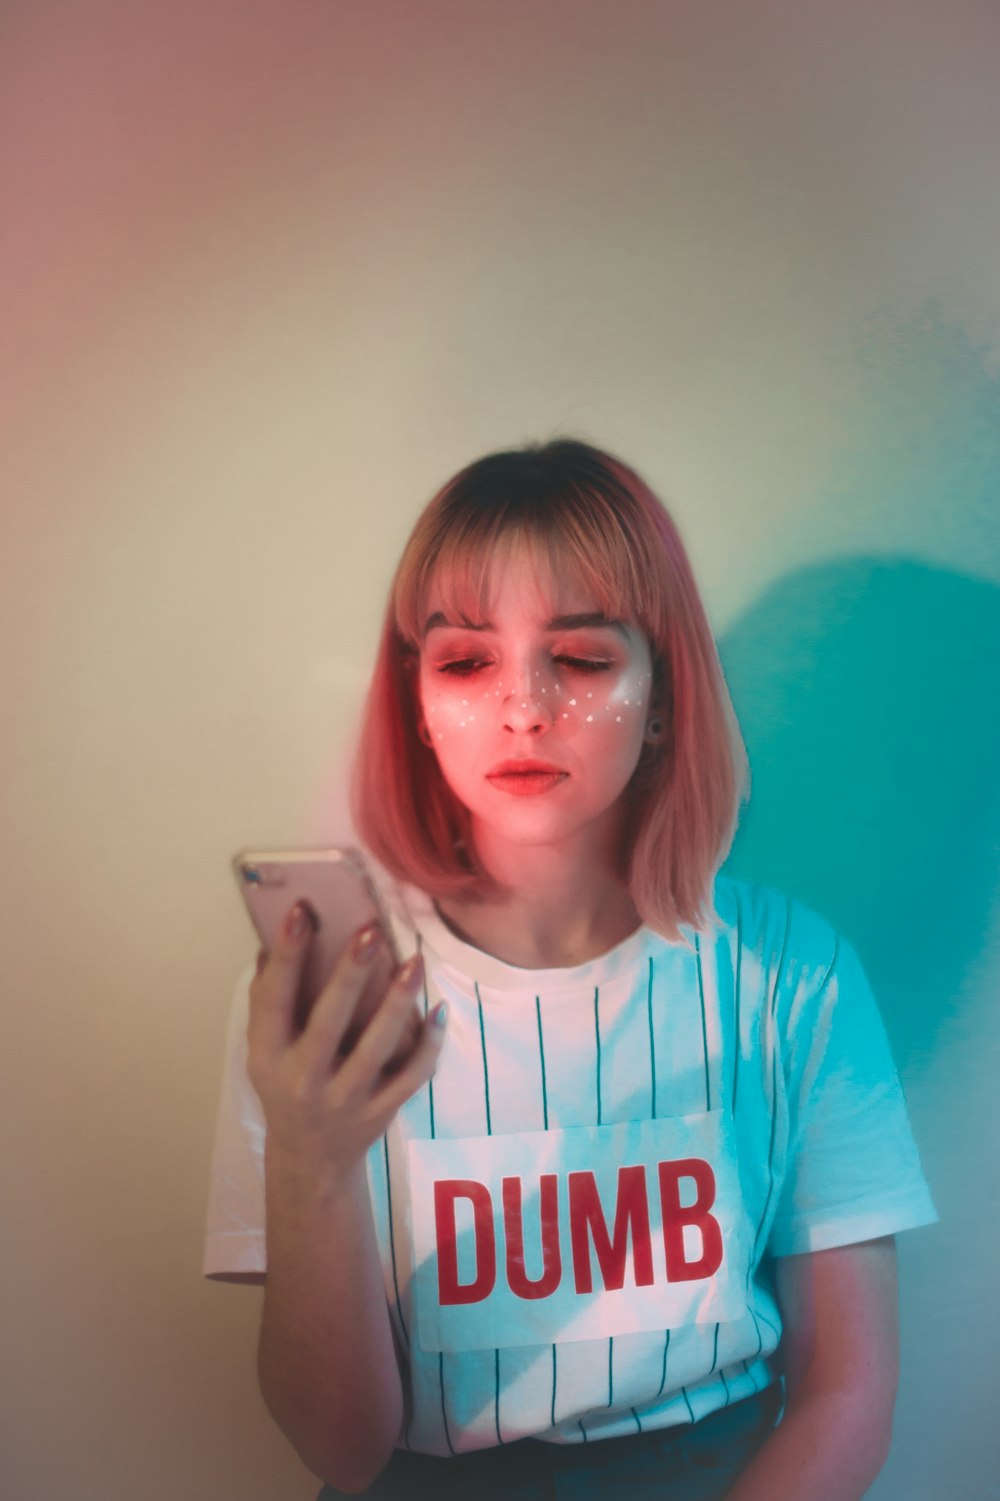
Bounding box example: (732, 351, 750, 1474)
(250, 905, 434, 1488)
(247, 904, 446, 1194)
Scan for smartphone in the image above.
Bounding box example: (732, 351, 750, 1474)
(232, 846, 406, 1042)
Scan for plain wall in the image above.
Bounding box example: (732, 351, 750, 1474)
(2, 2, 997, 1497)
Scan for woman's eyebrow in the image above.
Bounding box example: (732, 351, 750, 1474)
(423, 612, 483, 633)
(423, 611, 630, 638)
(547, 613, 630, 637)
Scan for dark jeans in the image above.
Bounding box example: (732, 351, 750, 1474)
(316, 1383, 783, 1500)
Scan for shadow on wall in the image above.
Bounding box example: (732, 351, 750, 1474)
(718, 556, 1000, 1072)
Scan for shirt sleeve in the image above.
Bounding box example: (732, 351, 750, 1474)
(202, 963, 268, 1278)
(767, 924, 938, 1257)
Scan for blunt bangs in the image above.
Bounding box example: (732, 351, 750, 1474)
(393, 449, 672, 651)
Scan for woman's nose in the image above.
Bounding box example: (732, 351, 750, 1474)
(501, 671, 554, 734)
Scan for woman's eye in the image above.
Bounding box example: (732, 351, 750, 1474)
(556, 657, 612, 673)
(436, 656, 611, 677)
(437, 658, 490, 676)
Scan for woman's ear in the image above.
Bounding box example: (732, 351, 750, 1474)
(643, 653, 671, 746)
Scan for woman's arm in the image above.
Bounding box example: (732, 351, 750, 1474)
(725, 1235, 899, 1501)
(249, 911, 446, 1493)
(257, 1153, 404, 1493)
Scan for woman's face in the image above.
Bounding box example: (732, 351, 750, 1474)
(417, 547, 656, 861)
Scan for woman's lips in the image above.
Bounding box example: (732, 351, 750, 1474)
(486, 771, 569, 796)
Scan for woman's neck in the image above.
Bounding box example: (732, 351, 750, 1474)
(434, 869, 642, 969)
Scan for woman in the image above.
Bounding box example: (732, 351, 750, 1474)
(204, 439, 937, 1498)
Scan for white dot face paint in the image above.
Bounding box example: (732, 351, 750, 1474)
(415, 556, 658, 859)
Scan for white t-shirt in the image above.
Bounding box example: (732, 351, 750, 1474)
(203, 872, 937, 1454)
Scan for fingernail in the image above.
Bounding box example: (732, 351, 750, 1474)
(285, 903, 307, 939)
(352, 924, 381, 961)
(397, 954, 423, 988)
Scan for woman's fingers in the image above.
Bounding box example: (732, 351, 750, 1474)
(246, 913, 447, 1184)
(251, 910, 444, 1159)
(341, 953, 426, 1083)
(247, 903, 313, 1066)
(357, 1001, 449, 1137)
(294, 923, 395, 1085)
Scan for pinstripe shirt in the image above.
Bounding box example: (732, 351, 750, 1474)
(204, 872, 937, 1454)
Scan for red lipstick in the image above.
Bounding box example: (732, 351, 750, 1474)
(486, 758, 569, 796)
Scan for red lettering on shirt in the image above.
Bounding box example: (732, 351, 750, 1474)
(568, 1165, 655, 1293)
(502, 1173, 562, 1300)
(433, 1158, 722, 1308)
(657, 1158, 723, 1281)
(435, 1179, 497, 1305)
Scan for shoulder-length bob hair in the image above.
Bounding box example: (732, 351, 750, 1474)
(349, 438, 749, 945)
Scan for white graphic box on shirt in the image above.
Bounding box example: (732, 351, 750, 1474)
(408, 1109, 751, 1353)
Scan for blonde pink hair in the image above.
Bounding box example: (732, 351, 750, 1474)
(349, 438, 749, 944)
